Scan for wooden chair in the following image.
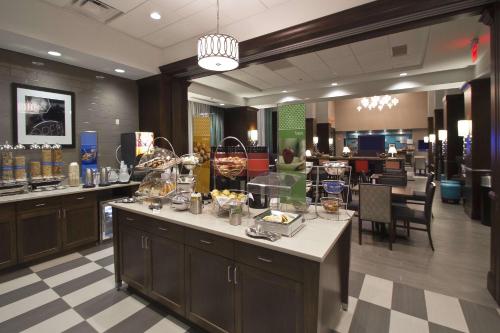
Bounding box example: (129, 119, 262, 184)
(359, 184, 394, 250)
(392, 182, 437, 250)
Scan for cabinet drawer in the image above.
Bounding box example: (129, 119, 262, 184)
(118, 211, 147, 230)
(235, 242, 304, 282)
(185, 228, 233, 259)
(17, 197, 60, 211)
(62, 193, 96, 206)
(149, 220, 184, 243)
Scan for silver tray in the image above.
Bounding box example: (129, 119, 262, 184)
(253, 210, 304, 237)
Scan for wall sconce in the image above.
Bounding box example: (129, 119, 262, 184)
(429, 134, 436, 144)
(438, 130, 448, 141)
(313, 136, 318, 145)
(457, 120, 472, 137)
(248, 129, 258, 145)
(342, 146, 351, 157)
(328, 138, 334, 155)
(423, 136, 429, 143)
(305, 149, 312, 157)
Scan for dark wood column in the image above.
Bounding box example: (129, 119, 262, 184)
(486, 3, 500, 306)
(137, 74, 190, 155)
(223, 107, 258, 144)
(427, 116, 434, 171)
(443, 94, 465, 179)
(434, 109, 444, 177)
(316, 123, 331, 154)
(463, 79, 491, 219)
(306, 118, 315, 151)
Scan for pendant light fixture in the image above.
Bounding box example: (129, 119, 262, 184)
(197, 0, 239, 71)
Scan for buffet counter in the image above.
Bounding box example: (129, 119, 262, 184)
(0, 182, 139, 271)
(111, 203, 352, 333)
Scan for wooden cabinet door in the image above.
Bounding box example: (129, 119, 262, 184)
(17, 208, 61, 263)
(149, 235, 185, 316)
(186, 246, 235, 333)
(0, 207, 16, 270)
(235, 264, 304, 333)
(119, 224, 148, 293)
(62, 202, 98, 250)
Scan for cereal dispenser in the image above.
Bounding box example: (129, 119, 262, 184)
(1, 141, 14, 184)
(13, 144, 27, 183)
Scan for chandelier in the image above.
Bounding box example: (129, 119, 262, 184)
(356, 95, 399, 112)
(197, 0, 239, 71)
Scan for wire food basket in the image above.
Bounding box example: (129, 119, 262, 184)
(313, 161, 354, 220)
(135, 137, 180, 203)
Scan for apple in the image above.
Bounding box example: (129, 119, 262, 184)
(283, 147, 294, 164)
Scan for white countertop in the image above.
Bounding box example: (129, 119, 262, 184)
(110, 201, 353, 263)
(0, 182, 140, 204)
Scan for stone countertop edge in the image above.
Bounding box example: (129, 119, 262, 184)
(0, 182, 140, 204)
(110, 202, 353, 263)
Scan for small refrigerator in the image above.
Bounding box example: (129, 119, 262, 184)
(100, 198, 127, 241)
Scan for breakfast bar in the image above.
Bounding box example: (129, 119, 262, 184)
(111, 202, 352, 333)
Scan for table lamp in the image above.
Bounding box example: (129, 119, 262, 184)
(388, 145, 397, 157)
(342, 146, 351, 157)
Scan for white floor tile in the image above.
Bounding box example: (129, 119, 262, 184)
(0, 289, 59, 322)
(0, 273, 41, 295)
(145, 316, 189, 333)
(30, 253, 82, 272)
(331, 296, 358, 333)
(389, 310, 429, 333)
(87, 296, 147, 332)
(44, 262, 101, 288)
(21, 309, 83, 333)
(359, 274, 394, 309)
(104, 264, 115, 274)
(62, 276, 115, 307)
(86, 247, 113, 262)
(425, 290, 469, 332)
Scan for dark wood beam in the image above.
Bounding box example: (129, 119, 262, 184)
(160, 0, 493, 80)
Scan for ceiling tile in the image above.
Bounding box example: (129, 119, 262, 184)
(316, 46, 363, 76)
(224, 70, 272, 89)
(109, 0, 205, 39)
(274, 66, 313, 84)
(355, 49, 392, 72)
(241, 65, 290, 87)
(194, 75, 259, 96)
(219, 0, 267, 22)
(143, 6, 218, 47)
(287, 53, 334, 80)
(350, 36, 390, 54)
(259, 0, 291, 8)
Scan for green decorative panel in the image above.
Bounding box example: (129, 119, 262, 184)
(277, 103, 306, 206)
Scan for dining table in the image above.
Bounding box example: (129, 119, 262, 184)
(352, 182, 416, 199)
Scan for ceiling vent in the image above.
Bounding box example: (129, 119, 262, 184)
(264, 59, 294, 71)
(392, 45, 408, 57)
(67, 0, 123, 23)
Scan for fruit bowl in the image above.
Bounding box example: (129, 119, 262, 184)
(321, 197, 341, 213)
(323, 180, 345, 194)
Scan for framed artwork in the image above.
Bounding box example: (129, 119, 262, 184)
(12, 83, 75, 147)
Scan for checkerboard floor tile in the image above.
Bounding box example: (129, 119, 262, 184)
(0, 243, 499, 333)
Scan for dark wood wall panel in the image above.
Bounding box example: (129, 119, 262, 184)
(434, 109, 444, 174)
(427, 116, 434, 170)
(306, 118, 314, 151)
(316, 123, 331, 154)
(223, 107, 258, 145)
(487, 3, 500, 306)
(137, 74, 189, 154)
(443, 94, 465, 179)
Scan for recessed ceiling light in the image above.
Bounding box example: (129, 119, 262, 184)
(114, 68, 125, 73)
(48, 51, 61, 57)
(282, 90, 288, 93)
(96, 75, 105, 79)
(399, 72, 408, 77)
(150, 12, 161, 20)
(331, 82, 338, 86)
(219, 103, 225, 106)
(32, 61, 44, 66)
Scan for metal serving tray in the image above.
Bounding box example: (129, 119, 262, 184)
(253, 210, 305, 237)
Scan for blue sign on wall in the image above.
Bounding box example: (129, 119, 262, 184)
(80, 131, 98, 178)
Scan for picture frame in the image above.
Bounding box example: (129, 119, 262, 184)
(12, 83, 75, 148)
